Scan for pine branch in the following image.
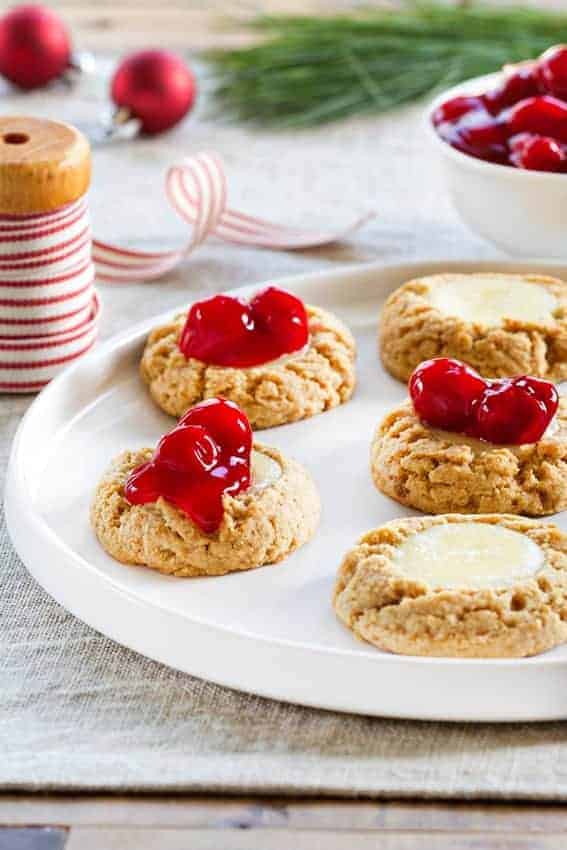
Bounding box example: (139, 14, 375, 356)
(206, 3, 567, 128)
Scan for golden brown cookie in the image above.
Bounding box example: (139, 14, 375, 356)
(333, 514, 567, 658)
(91, 443, 320, 577)
(371, 397, 567, 517)
(140, 305, 356, 429)
(380, 273, 567, 383)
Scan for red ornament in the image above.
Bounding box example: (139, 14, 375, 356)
(179, 286, 309, 368)
(0, 4, 71, 90)
(124, 398, 252, 534)
(111, 49, 197, 135)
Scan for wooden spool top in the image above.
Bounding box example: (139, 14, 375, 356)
(0, 116, 91, 216)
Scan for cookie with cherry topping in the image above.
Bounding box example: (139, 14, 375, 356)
(140, 286, 356, 429)
(91, 399, 320, 576)
(371, 359, 567, 516)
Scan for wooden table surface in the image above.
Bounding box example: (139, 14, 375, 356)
(36, 0, 567, 50)
(20, 0, 394, 51)
(4, 2, 567, 847)
(4, 795, 567, 848)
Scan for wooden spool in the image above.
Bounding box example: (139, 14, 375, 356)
(0, 116, 91, 216)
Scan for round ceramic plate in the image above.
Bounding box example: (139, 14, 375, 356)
(6, 259, 567, 722)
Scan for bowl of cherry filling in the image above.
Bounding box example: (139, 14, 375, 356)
(427, 44, 567, 258)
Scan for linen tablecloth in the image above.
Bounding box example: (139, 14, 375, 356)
(4, 66, 567, 799)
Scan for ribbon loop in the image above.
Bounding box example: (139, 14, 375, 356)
(92, 151, 373, 283)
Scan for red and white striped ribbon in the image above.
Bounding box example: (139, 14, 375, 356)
(93, 151, 372, 282)
(0, 198, 99, 392)
(0, 151, 372, 392)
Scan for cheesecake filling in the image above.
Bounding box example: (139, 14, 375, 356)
(250, 450, 282, 489)
(428, 408, 561, 448)
(242, 342, 310, 372)
(391, 523, 545, 589)
(427, 275, 557, 327)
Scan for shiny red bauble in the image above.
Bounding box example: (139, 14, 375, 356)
(409, 358, 558, 445)
(111, 49, 197, 135)
(179, 286, 309, 368)
(0, 4, 70, 89)
(124, 398, 252, 534)
(537, 45, 567, 101)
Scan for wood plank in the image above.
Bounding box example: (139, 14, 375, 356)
(64, 827, 567, 850)
(54, 0, 567, 51)
(4, 796, 567, 833)
(43, 1, 367, 50)
(51, 9, 257, 51)
(0, 828, 68, 850)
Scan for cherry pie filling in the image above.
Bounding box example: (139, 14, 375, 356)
(432, 45, 567, 172)
(179, 285, 309, 368)
(409, 358, 559, 445)
(124, 397, 253, 534)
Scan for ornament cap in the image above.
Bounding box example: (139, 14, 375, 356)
(0, 116, 91, 214)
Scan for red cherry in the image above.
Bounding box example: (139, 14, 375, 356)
(506, 96, 567, 144)
(484, 68, 540, 115)
(537, 45, 567, 100)
(513, 375, 560, 411)
(437, 110, 509, 164)
(124, 398, 252, 534)
(473, 377, 558, 445)
(111, 49, 197, 135)
(123, 461, 160, 505)
(432, 96, 485, 127)
(180, 295, 251, 365)
(179, 286, 309, 368)
(250, 286, 309, 353)
(180, 396, 252, 460)
(155, 424, 219, 474)
(0, 4, 71, 89)
(409, 359, 558, 445)
(510, 133, 566, 172)
(409, 358, 486, 432)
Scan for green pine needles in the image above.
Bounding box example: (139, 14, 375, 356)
(207, 3, 567, 127)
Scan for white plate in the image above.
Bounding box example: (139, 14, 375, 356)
(6, 259, 567, 722)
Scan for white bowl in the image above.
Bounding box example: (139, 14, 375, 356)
(428, 72, 567, 259)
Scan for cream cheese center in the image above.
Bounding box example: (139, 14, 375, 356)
(391, 523, 545, 589)
(239, 342, 310, 372)
(428, 410, 561, 449)
(427, 276, 557, 327)
(251, 450, 282, 489)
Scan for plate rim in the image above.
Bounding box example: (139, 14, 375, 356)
(7, 257, 567, 720)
